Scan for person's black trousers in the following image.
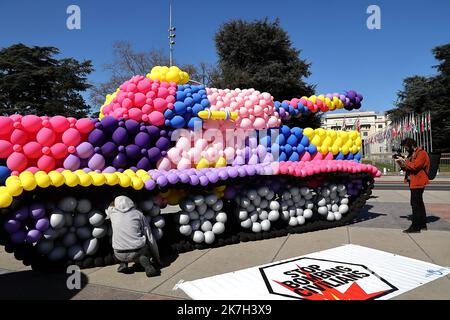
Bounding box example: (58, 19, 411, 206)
(410, 188, 427, 228)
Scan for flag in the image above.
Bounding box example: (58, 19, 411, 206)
(342, 116, 346, 131)
(427, 111, 431, 131)
(421, 114, 425, 133)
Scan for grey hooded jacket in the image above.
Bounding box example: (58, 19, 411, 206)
(105, 196, 159, 261)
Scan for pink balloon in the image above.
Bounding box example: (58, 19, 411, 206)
(0, 140, 13, 158)
(62, 128, 81, 146)
(50, 143, 68, 159)
(148, 111, 165, 126)
(49, 116, 70, 133)
(7, 152, 28, 172)
(25, 167, 40, 174)
(253, 118, 266, 130)
(137, 78, 152, 92)
(36, 127, 56, 146)
(75, 118, 94, 134)
(324, 152, 334, 160)
(21, 115, 42, 133)
(134, 93, 146, 107)
(240, 118, 252, 129)
(300, 152, 311, 161)
(0, 117, 13, 135)
(122, 98, 133, 109)
(156, 157, 172, 171)
(177, 158, 191, 170)
(23, 142, 42, 159)
(10, 129, 28, 146)
(153, 98, 167, 112)
(128, 108, 143, 121)
(37, 155, 56, 172)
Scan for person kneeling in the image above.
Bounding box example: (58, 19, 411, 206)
(106, 195, 161, 277)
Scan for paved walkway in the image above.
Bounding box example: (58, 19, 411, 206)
(1, 188, 449, 300)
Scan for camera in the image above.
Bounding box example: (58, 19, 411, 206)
(392, 148, 403, 160)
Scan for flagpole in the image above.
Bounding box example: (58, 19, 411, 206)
(429, 110, 433, 152)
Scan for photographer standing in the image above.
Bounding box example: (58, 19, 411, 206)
(395, 138, 430, 233)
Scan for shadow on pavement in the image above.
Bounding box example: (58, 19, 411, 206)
(346, 204, 387, 225)
(0, 270, 88, 300)
(399, 215, 441, 224)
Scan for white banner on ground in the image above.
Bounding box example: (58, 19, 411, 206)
(178, 244, 450, 300)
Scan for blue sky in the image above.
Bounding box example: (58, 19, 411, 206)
(0, 0, 449, 112)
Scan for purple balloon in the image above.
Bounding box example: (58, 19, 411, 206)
(101, 116, 119, 133)
(63, 154, 81, 171)
(14, 206, 29, 221)
(76, 142, 95, 159)
(26, 229, 42, 243)
(135, 132, 151, 148)
(228, 167, 239, 178)
(245, 165, 256, 176)
(125, 119, 140, 135)
(30, 203, 45, 219)
(102, 166, 116, 173)
(178, 172, 190, 183)
(237, 167, 247, 177)
(101, 141, 118, 158)
(199, 175, 209, 186)
(156, 175, 168, 187)
(125, 144, 141, 159)
(88, 129, 106, 146)
(88, 153, 106, 170)
(146, 125, 160, 137)
(206, 172, 219, 183)
(155, 137, 170, 150)
(112, 127, 128, 145)
(144, 179, 156, 190)
(35, 218, 50, 232)
(167, 172, 179, 184)
(189, 175, 200, 185)
(4, 219, 21, 234)
(218, 169, 228, 180)
(112, 152, 128, 168)
(11, 230, 26, 244)
(147, 147, 162, 162)
(136, 157, 151, 170)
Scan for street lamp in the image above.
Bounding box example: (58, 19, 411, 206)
(168, 1, 175, 67)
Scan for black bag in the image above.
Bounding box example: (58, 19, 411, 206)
(428, 152, 441, 180)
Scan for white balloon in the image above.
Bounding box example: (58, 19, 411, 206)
(92, 225, 107, 238)
(266, 190, 275, 200)
(252, 222, 262, 233)
(197, 203, 207, 215)
(269, 201, 280, 211)
(240, 218, 252, 229)
(296, 208, 303, 216)
(139, 199, 154, 212)
(337, 184, 346, 193)
(303, 209, 313, 219)
(238, 210, 248, 221)
(287, 199, 294, 207)
(291, 187, 300, 196)
(317, 197, 327, 207)
(289, 208, 296, 217)
(204, 231, 215, 244)
(292, 195, 302, 203)
(153, 216, 165, 229)
(339, 204, 349, 214)
(212, 222, 225, 234)
(332, 204, 339, 212)
(37, 239, 54, 254)
(297, 216, 306, 225)
(83, 238, 99, 255)
(50, 211, 66, 229)
(304, 193, 313, 200)
(340, 198, 349, 205)
(240, 197, 250, 208)
(268, 210, 280, 222)
(204, 209, 215, 220)
(73, 213, 88, 227)
(68, 245, 85, 261)
(201, 220, 213, 232)
(215, 212, 227, 223)
(58, 197, 77, 212)
(247, 190, 257, 200)
(261, 219, 271, 231)
(282, 191, 291, 200)
(318, 206, 328, 215)
(259, 210, 269, 221)
(76, 226, 92, 240)
(48, 246, 66, 261)
(289, 216, 298, 226)
(326, 212, 335, 221)
(329, 184, 338, 192)
(190, 220, 201, 231)
(321, 188, 331, 197)
(153, 227, 164, 240)
(258, 186, 269, 197)
(281, 210, 290, 220)
(177, 213, 190, 225)
(63, 232, 77, 247)
(192, 230, 205, 243)
(180, 199, 195, 212)
(334, 212, 342, 221)
(179, 224, 192, 236)
(327, 204, 332, 210)
(305, 201, 314, 209)
(205, 194, 218, 206)
(212, 199, 223, 212)
(88, 210, 105, 227)
(259, 199, 268, 209)
(300, 187, 309, 196)
(189, 211, 199, 220)
(253, 196, 261, 207)
(250, 212, 258, 222)
(193, 195, 204, 206)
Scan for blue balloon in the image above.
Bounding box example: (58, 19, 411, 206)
(259, 135, 271, 147)
(170, 115, 186, 129)
(200, 98, 210, 108)
(289, 152, 299, 161)
(354, 152, 361, 161)
(279, 152, 287, 161)
(281, 101, 289, 109)
(346, 152, 354, 160)
(284, 144, 293, 156)
(307, 144, 317, 154)
(176, 91, 187, 101)
(164, 109, 174, 119)
(192, 103, 204, 114)
(335, 152, 345, 160)
(287, 135, 297, 146)
(184, 97, 193, 106)
(296, 144, 305, 154)
(275, 134, 285, 145)
(188, 117, 202, 129)
(192, 93, 202, 103)
(300, 135, 310, 146)
(291, 127, 303, 137)
(174, 101, 187, 114)
(281, 125, 291, 137)
(0, 166, 11, 184)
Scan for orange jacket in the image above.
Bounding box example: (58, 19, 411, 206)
(404, 147, 430, 189)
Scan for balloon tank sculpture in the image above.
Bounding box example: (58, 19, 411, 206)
(0, 66, 380, 270)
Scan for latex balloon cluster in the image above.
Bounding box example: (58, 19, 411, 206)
(315, 184, 350, 221)
(303, 128, 362, 157)
(235, 186, 278, 233)
(138, 197, 165, 240)
(36, 197, 108, 261)
(163, 84, 210, 129)
(4, 203, 49, 244)
(205, 88, 281, 130)
(345, 179, 364, 196)
(147, 66, 189, 85)
(175, 194, 226, 244)
(64, 116, 172, 171)
(0, 115, 94, 173)
(279, 186, 314, 227)
(275, 90, 363, 120)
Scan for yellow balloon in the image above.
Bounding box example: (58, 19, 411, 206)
(334, 137, 343, 148)
(309, 95, 317, 104)
(317, 128, 326, 137)
(20, 176, 37, 191)
(196, 158, 210, 169)
(341, 145, 350, 155)
(35, 171, 51, 188)
(131, 177, 144, 190)
(328, 130, 337, 140)
(62, 170, 80, 187)
(135, 170, 148, 178)
(0, 187, 13, 208)
(89, 172, 106, 186)
(48, 171, 65, 187)
(215, 156, 227, 168)
(77, 173, 93, 187)
(311, 135, 322, 146)
(5, 178, 23, 197)
(321, 144, 330, 155)
(340, 131, 349, 140)
(323, 136, 332, 146)
(331, 145, 340, 155)
(117, 173, 131, 187)
(349, 131, 358, 140)
(104, 173, 119, 186)
(355, 137, 362, 147)
(303, 127, 314, 138)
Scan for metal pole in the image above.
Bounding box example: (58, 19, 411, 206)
(169, 1, 173, 67)
(429, 110, 433, 152)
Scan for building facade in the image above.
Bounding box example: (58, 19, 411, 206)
(321, 111, 390, 158)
